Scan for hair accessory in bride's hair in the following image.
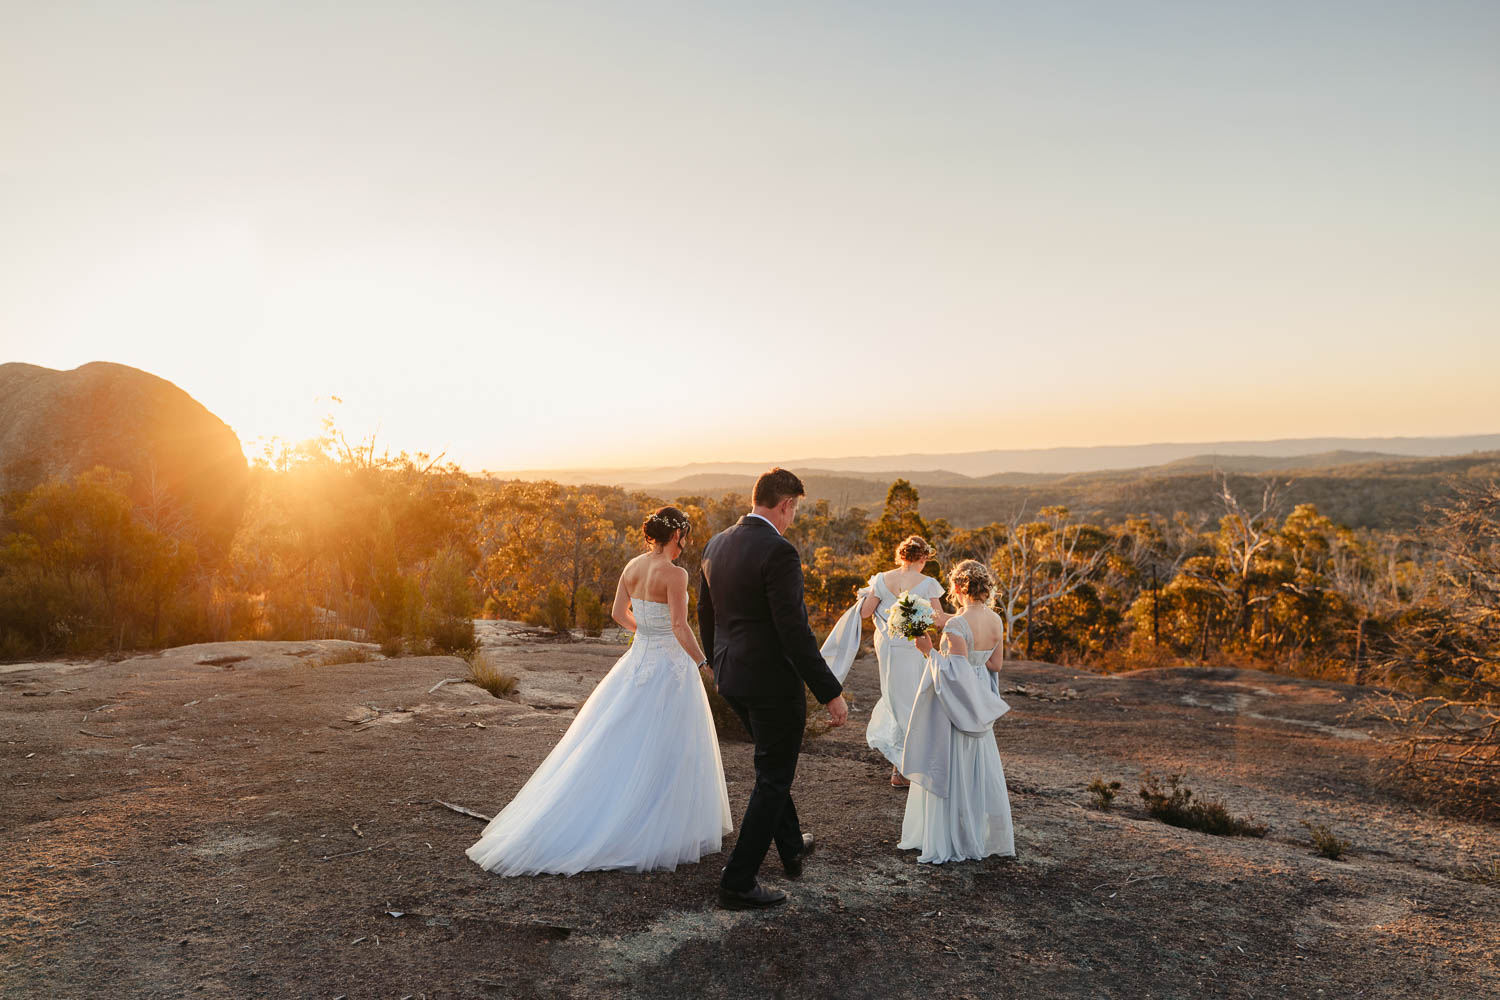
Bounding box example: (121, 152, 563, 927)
(643, 506, 692, 544)
(647, 511, 690, 533)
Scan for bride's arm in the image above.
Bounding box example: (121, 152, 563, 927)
(610, 574, 636, 633)
(667, 570, 707, 665)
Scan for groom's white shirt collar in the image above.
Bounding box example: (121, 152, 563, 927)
(746, 512, 780, 534)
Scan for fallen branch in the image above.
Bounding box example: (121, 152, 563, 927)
(1091, 873, 1163, 892)
(429, 677, 467, 694)
(321, 842, 390, 861)
(434, 800, 492, 822)
(78, 730, 118, 739)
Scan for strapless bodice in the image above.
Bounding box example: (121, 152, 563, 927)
(631, 598, 674, 637)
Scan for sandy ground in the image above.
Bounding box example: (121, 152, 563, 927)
(2, 622, 1497, 999)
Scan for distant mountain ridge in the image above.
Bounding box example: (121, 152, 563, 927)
(643, 451, 1500, 532)
(492, 435, 1500, 488)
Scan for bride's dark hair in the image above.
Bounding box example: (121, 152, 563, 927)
(643, 506, 692, 546)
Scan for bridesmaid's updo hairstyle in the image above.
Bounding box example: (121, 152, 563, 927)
(895, 535, 934, 565)
(947, 559, 995, 607)
(643, 506, 692, 546)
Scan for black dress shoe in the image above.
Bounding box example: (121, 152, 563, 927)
(718, 883, 787, 910)
(783, 833, 816, 879)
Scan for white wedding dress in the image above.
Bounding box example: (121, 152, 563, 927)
(865, 573, 947, 767)
(466, 598, 732, 876)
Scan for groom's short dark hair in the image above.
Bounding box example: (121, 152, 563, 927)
(752, 467, 805, 508)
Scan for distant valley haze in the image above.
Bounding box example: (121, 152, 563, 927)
(494, 433, 1500, 489)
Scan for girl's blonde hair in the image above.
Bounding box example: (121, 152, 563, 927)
(947, 559, 995, 607)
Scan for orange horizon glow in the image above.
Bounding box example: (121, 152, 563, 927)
(4, 5, 1498, 474)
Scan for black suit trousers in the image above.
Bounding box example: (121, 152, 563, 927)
(720, 692, 806, 891)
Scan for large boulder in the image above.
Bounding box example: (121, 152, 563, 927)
(0, 361, 249, 560)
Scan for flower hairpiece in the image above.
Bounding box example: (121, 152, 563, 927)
(647, 511, 691, 534)
(953, 565, 992, 585)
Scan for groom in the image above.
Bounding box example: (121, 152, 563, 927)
(699, 467, 849, 909)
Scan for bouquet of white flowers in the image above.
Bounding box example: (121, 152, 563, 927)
(886, 591, 935, 640)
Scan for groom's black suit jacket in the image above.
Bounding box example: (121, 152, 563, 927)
(698, 515, 844, 705)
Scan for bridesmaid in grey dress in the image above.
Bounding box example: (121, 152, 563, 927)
(901, 559, 1014, 863)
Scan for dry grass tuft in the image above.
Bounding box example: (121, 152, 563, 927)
(465, 650, 518, 699)
(311, 646, 376, 667)
(1138, 770, 1267, 837)
(803, 685, 855, 741)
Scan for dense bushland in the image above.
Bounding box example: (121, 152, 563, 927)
(2, 435, 1493, 815)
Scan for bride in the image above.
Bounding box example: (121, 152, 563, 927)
(466, 506, 732, 876)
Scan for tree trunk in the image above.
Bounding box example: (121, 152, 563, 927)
(1199, 605, 1211, 662)
(1151, 565, 1160, 648)
(1237, 578, 1251, 637)
(1352, 617, 1367, 686)
(569, 544, 580, 624)
(1025, 561, 1034, 659)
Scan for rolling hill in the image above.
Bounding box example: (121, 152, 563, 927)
(626, 451, 1500, 531)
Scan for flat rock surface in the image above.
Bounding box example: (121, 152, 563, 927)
(2, 628, 1496, 999)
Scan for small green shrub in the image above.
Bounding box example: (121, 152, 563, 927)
(577, 589, 608, 637)
(420, 546, 478, 654)
(424, 615, 478, 655)
(1302, 820, 1352, 860)
(465, 650, 518, 699)
(1088, 776, 1123, 811)
(0, 629, 33, 661)
(1138, 770, 1267, 837)
(542, 584, 571, 635)
(379, 635, 404, 658)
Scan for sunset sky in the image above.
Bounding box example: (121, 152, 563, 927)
(3, 2, 1497, 471)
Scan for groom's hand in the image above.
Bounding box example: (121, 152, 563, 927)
(826, 695, 848, 728)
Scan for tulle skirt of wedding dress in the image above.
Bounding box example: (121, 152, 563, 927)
(898, 726, 1014, 864)
(466, 627, 732, 876)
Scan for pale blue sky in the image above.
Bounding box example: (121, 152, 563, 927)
(2, 2, 1496, 469)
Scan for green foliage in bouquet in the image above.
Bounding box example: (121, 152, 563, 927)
(887, 591, 935, 640)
